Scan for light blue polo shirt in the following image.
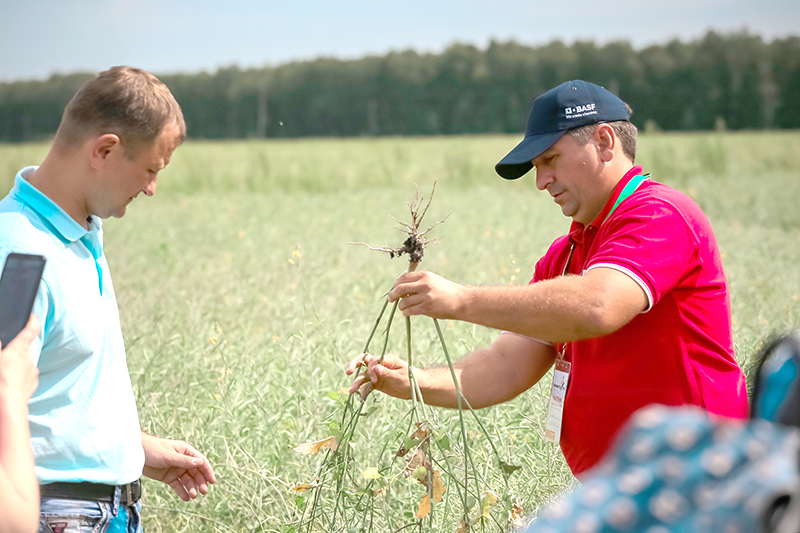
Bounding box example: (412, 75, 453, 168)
(0, 167, 144, 485)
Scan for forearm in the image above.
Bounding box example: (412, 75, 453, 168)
(0, 466, 39, 533)
(415, 341, 554, 409)
(0, 401, 39, 533)
(411, 365, 462, 408)
(392, 269, 646, 343)
(457, 275, 635, 343)
(415, 352, 514, 410)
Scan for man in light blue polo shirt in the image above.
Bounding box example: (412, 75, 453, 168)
(0, 66, 215, 532)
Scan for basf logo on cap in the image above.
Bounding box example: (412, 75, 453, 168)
(564, 103, 597, 119)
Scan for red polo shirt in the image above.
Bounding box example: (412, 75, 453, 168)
(532, 166, 749, 478)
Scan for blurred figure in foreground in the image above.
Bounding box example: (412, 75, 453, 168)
(524, 332, 800, 533)
(0, 316, 40, 533)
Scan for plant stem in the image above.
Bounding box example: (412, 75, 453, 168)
(433, 318, 474, 527)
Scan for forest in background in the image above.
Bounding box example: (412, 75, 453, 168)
(1, 31, 798, 142)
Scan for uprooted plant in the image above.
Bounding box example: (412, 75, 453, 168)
(291, 183, 525, 533)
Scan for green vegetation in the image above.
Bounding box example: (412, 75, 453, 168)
(1, 32, 799, 142)
(1, 131, 798, 532)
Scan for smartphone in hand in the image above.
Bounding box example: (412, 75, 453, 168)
(0, 253, 46, 346)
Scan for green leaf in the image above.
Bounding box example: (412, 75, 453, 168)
(436, 433, 451, 451)
(499, 459, 522, 477)
(360, 405, 378, 417)
(403, 437, 418, 449)
(327, 391, 340, 401)
(294, 496, 307, 511)
(466, 495, 477, 511)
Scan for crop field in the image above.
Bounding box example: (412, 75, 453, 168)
(1, 131, 799, 532)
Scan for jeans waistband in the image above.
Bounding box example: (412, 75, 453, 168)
(40, 479, 141, 505)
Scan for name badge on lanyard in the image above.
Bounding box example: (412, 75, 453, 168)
(545, 243, 575, 444)
(543, 173, 648, 445)
(545, 354, 571, 443)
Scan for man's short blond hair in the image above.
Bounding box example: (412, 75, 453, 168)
(54, 66, 185, 158)
(567, 103, 637, 163)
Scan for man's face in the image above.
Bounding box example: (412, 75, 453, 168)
(101, 121, 182, 219)
(531, 133, 606, 225)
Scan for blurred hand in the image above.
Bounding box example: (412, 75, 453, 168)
(346, 353, 412, 401)
(388, 271, 466, 319)
(0, 315, 40, 404)
(141, 433, 216, 502)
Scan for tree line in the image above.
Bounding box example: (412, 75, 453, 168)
(1, 31, 798, 142)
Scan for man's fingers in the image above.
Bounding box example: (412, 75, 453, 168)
(388, 276, 421, 302)
(7, 315, 40, 349)
(388, 284, 413, 303)
(346, 354, 365, 375)
(193, 470, 210, 494)
(397, 296, 424, 316)
(350, 358, 385, 398)
(349, 375, 366, 394)
(360, 381, 374, 401)
(188, 450, 216, 483)
(180, 471, 198, 499)
(347, 352, 374, 375)
(169, 478, 191, 502)
(170, 452, 204, 471)
(200, 458, 216, 484)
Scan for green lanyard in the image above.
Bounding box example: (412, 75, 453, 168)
(562, 174, 649, 276)
(603, 173, 649, 225)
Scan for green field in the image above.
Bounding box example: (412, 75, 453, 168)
(1, 131, 799, 532)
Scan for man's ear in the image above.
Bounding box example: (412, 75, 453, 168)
(595, 124, 616, 163)
(89, 134, 122, 170)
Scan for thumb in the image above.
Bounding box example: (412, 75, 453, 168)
(372, 363, 389, 380)
(11, 316, 40, 346)
(171, 449, 205, 469)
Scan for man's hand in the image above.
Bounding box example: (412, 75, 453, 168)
(141, 433, 216, 502)
(346, 353, 412, 400)
(0, 315, 40, 405)
(388, 271, 467, 319)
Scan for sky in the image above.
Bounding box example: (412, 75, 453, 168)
(1, 0, 799, 82)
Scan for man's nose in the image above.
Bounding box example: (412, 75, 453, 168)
(144, 179, 157, 197)
(535, 168, 553, 191)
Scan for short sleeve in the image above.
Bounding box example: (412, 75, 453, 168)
(588, 197, 697, 308)
(29, 276, 49, 364)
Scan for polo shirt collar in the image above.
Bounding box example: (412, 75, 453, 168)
(568, 165, 644, 244)
(12, 167, 103, 252)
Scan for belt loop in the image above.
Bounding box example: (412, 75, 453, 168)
(112, 486, 121, 515)
(126, 483, 133, 505)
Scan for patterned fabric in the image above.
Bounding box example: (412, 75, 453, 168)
(38, 498, 142, 533)
(525, 405, 800, 533)
(752, 335, 800, 427)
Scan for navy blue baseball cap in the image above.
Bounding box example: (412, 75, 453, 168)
(495, 80, 631, 180)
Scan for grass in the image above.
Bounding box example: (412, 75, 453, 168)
(0, 131, 798, 532)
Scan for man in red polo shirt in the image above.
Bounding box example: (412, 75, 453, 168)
(346, 80, 748, 478)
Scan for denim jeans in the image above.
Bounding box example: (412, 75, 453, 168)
(38, 487, 142, 533)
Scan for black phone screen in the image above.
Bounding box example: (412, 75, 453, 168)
(0, 253, 46, 346)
